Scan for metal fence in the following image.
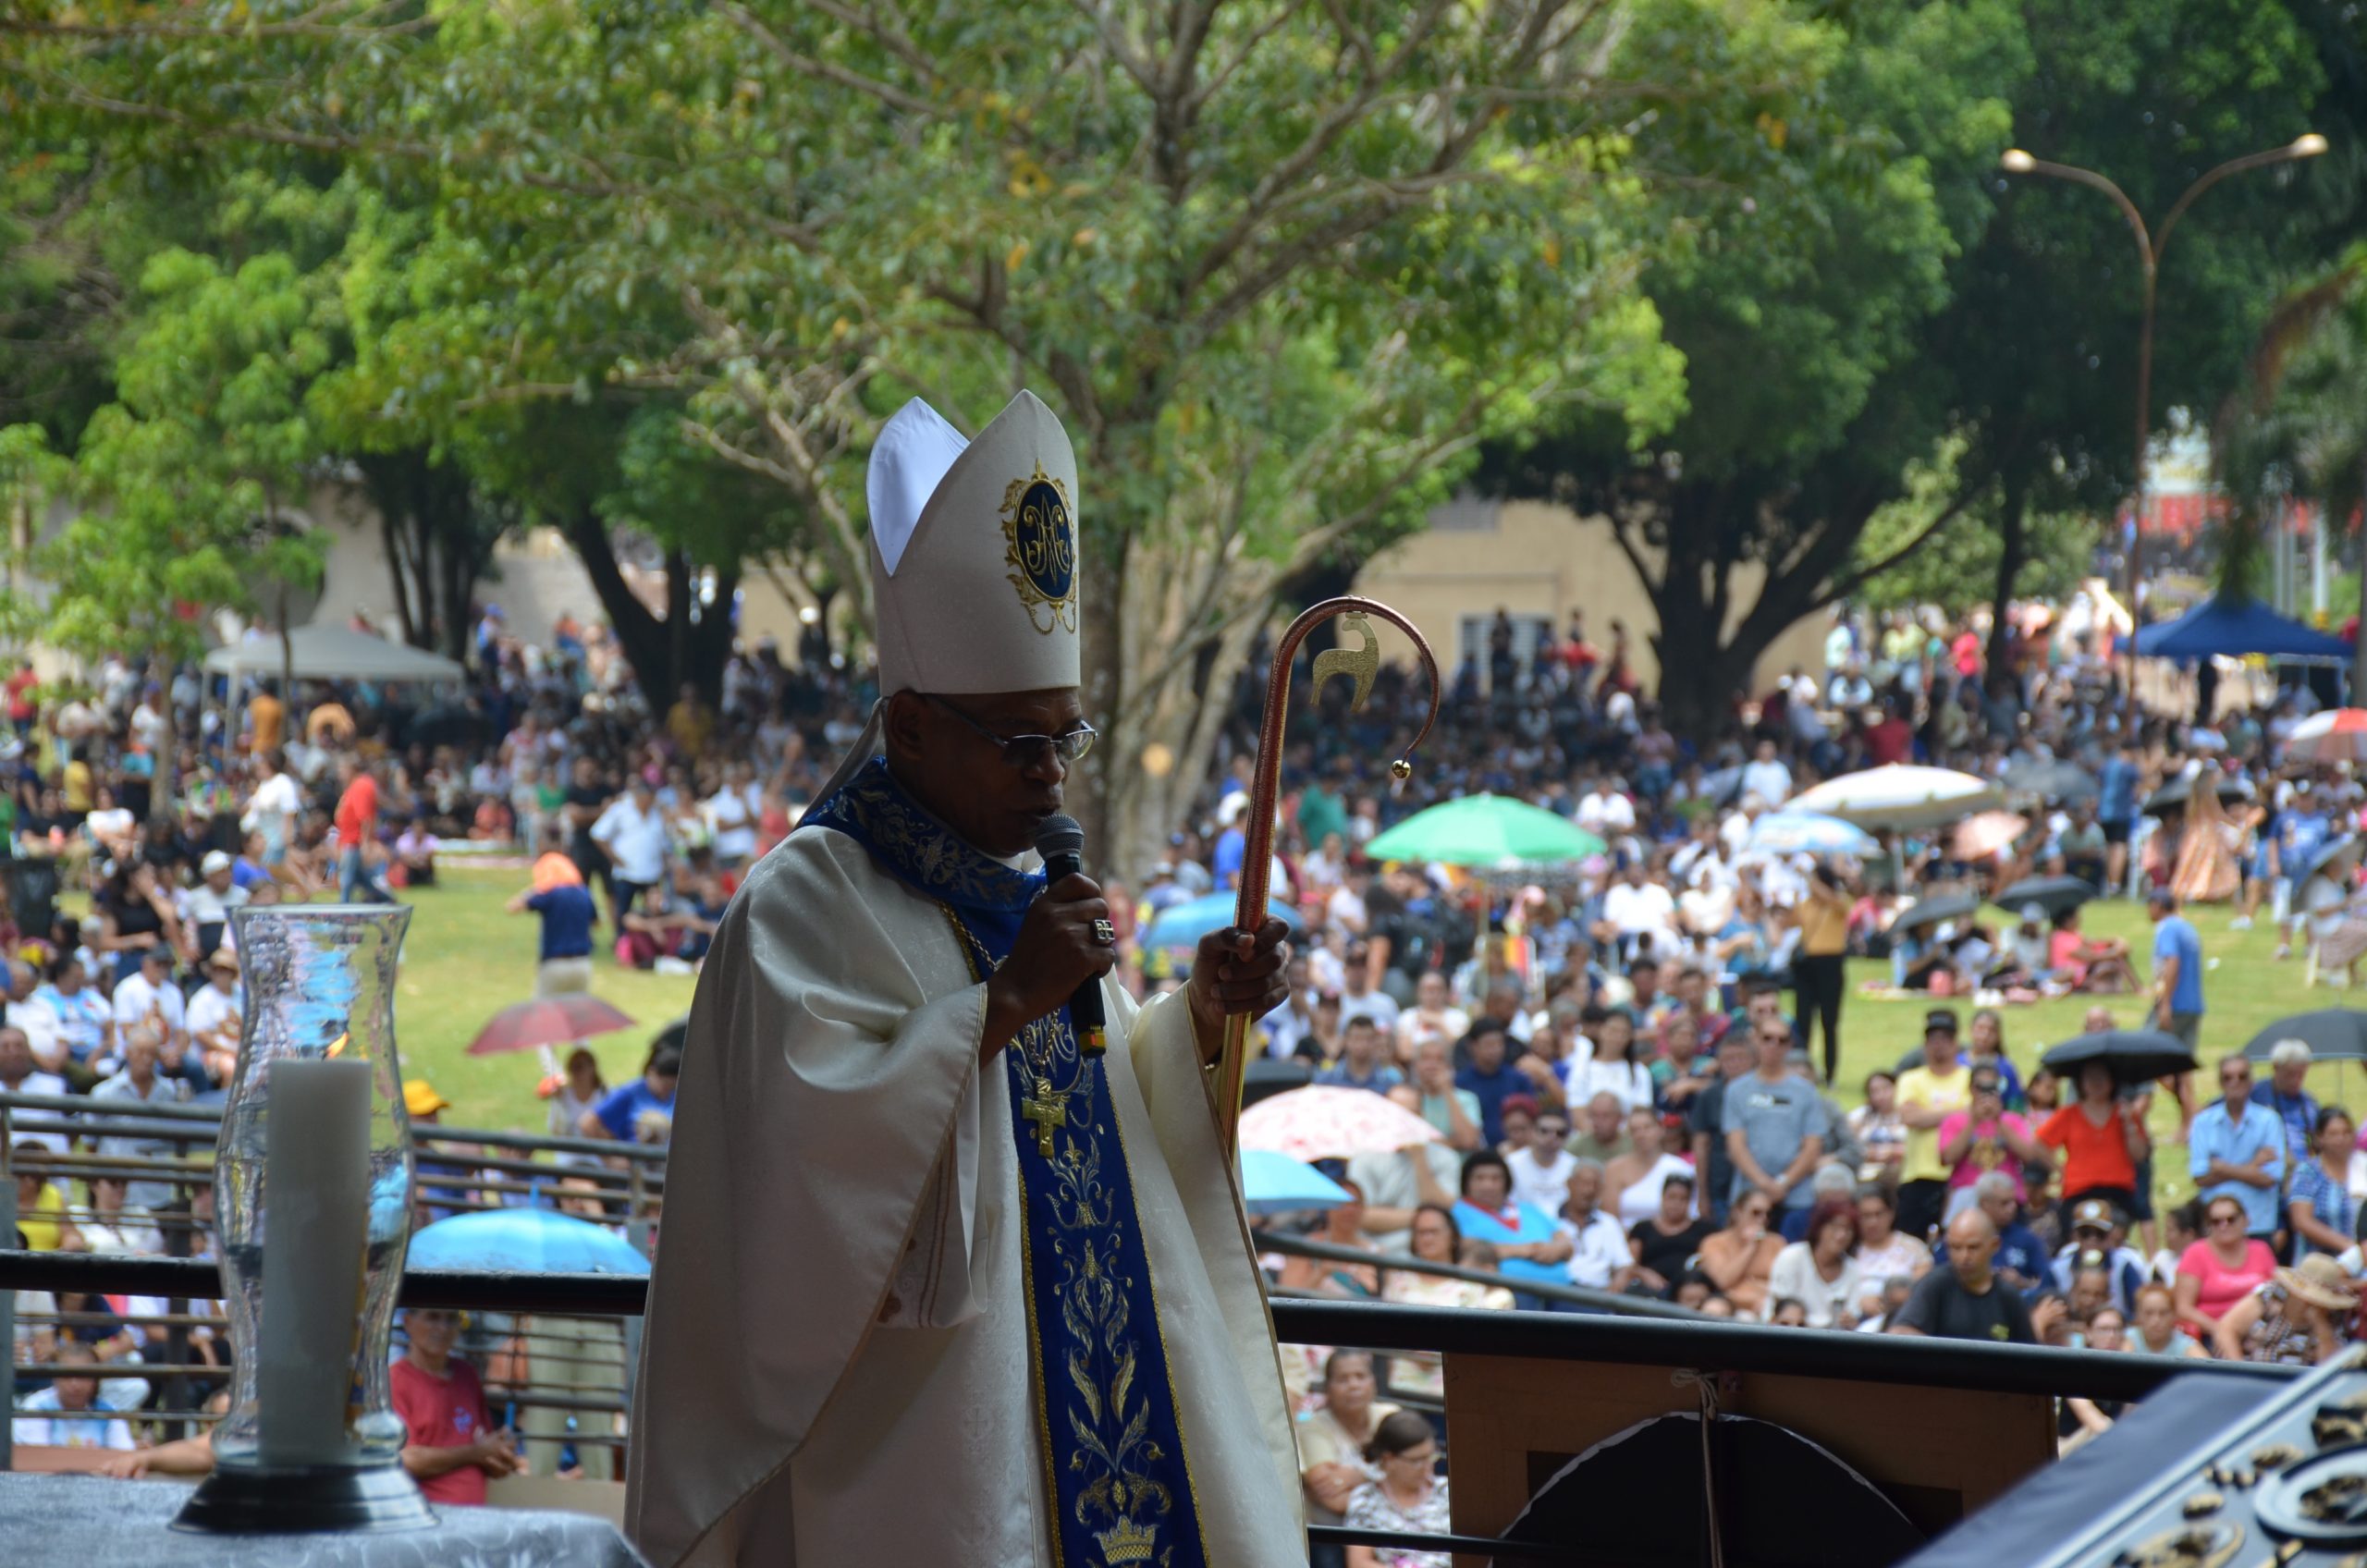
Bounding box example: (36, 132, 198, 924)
(1, 1090, 657, 1475)
(0, 1248, 2304, 1563)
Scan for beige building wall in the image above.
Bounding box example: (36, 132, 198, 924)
(1353, 496, 1828, 694)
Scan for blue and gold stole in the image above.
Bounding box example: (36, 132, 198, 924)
(804, 759, 1208, 1568)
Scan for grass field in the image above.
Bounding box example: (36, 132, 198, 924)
(291, 871, 2348, 1213)
(304, 865, 700, 1135)
(1828, 895, 2358, 1217)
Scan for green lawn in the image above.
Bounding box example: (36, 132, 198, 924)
(1831, 896, 2361, 1216)
(332, 866, 699, 1134)
(284, 872, 2347, 1215)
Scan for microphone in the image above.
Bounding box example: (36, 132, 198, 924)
(1035, 814, 1108, 1056)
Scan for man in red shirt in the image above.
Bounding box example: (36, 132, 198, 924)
(392, 1305, 519, 1504)
(1863, 701, 1914, 766)
(333, 754, 388, 902)
(5, 660, 37, 734)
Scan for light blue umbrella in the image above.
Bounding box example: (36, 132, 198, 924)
(406, 1207, 651, 1275)
(1141, 891, 1305, 952)
(1746, 811, 1879, 857)
(1238, 1147, 1352, 1216)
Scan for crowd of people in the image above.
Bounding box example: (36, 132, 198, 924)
(5, 587, 2365, 1550)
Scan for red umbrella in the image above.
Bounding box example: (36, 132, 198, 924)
(467, 995, 637, 1057)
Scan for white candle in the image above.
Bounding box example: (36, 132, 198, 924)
(255, 1055, 373, 1468)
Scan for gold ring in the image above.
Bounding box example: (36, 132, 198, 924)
(1092, 918, 1116, 945)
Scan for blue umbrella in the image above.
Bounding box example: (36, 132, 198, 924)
(1238, 1147, 1351, 1216)
(1141, 891, 1305, 952)
(406, 1207, 651, 1276)
(1746, 811, 1879, 857)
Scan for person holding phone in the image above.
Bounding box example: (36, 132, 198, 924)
(1936, 1066, 2046, 1210)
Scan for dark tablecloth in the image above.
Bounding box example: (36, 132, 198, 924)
(0, 1473, 648, 1568)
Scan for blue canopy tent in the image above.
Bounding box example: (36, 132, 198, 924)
(2130, 594, 2355, 664)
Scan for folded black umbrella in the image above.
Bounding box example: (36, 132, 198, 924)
(1991, 875, 2098, 920)
(2242, 1010, 2367, 1064)
(2001, 759, 2097, 802)
(2041, 1028, 2198, 1086)
(1892, 890, 1981, 933)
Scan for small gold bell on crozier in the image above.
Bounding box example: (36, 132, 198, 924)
(1390, 759, 1413, 780)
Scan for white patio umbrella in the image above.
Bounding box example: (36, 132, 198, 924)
(1787, 765, 2005, 832)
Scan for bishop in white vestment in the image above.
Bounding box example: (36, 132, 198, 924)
(626, 391, 1306, 1567)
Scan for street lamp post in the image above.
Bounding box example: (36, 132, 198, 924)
(1998, 134, 2326, 631)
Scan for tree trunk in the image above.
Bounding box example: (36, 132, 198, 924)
(379, 514, 418, 646)
(1075, 541, 1126, 877)
(562, 508, 677, 709)
(1986, 479, 2030, 674)
(2354, 499, 2367, 702)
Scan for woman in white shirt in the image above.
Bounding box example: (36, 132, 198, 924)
(1604, 1108, 1695, 1226)
(1562, 1007, 1654, 1113)
(1765, 1197, 1862, 1328)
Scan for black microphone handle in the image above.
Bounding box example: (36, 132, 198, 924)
(1039, 849, 1109, 1054)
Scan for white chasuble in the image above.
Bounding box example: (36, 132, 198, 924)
(625, 825, 1305, 1567)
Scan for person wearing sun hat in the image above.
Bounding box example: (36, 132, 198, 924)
(2214, 1251, 2361, 1364)
(186, 948, 243, 1088)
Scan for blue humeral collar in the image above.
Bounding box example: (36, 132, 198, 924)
(800, 757, 1041, 942)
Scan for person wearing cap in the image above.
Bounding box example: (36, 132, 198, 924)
(108, 941, 188, 1072)
(628, 393, 1301, 1568)
(186, 949, 242, 1088)
(2214, 1252, 2360, 1365)
(2049, 1198, 2149, 1316)
(2189, 1053, 2286, 1243)
(180, 849, 249, 965)
(1893, 1010, 1972, 1243)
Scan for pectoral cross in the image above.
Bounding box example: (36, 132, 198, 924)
(1021, 1079, 1067, 1158)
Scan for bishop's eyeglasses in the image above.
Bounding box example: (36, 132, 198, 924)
(926, 694, 1098, 768)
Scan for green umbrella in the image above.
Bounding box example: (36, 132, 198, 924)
(1363, 794, 1607, 867)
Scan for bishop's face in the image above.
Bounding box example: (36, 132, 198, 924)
(887, 686, 1085, 858)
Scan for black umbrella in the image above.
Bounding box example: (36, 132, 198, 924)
(2142, 775, 2255, 815)
(2002, 758, 2098, 802)
(1892, 890, 1981, 933)
(1992, 875, 2099, 920)
(2242, 1011, 2367, 1064)
(2301, 834, 2363, 887)
(2042, 1028, 2198, 1086)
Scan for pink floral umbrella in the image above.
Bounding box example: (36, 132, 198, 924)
(1237, 1084, 1442, 1163)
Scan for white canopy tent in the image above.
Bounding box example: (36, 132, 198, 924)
(204, 623, 464, 683)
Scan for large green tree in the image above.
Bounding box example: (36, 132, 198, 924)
(1480, 0, 2028, 727)
(3, 0, 1750, 873)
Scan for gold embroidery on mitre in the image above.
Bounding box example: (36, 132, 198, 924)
(1000, 468, 1079, 634)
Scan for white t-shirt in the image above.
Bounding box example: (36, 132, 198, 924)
(1338, 987, 1399, 1035)
(0, 1071, 69, 1152)
(10, 1388, 136, 1452)
(592, 797, 673, 884)
(243, 771, 302, 837)
(1326, 886, 1369, 935)
(705, 784, 760, 862)
(188, 984, 240, 1047)
(111, 972, 187, 1038)
(1768, 1242, 1860, 1328)
(1564, 1056, 1654, 1113)
(1505, 1145, 1577, 1218)
(1741, 759, 1793, 807)
(1560, 1207, 1632, 1290)
(180, 880, 250, 930)
(1602, 882, 1678, 942)
(1397, 1006, 1469, 1058)
(1577, 790, 1636, 837)
(1613, 1152, 1697, 1226)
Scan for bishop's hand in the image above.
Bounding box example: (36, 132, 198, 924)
(1187, 917, 1293, 1047)
(982, 873, 1115, 1061)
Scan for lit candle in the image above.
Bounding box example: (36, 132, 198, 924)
(254, 1055, 373, 1468)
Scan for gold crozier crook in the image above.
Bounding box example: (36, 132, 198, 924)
(1214, 598, 1439, 1159)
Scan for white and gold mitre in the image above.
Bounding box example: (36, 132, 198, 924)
(865, 388, 1080, 696)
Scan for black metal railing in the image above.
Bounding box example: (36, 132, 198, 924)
(0, 1248, 2301, 1562)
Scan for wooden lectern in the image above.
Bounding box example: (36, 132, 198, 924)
(1443, 1352, 2057, 1566)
